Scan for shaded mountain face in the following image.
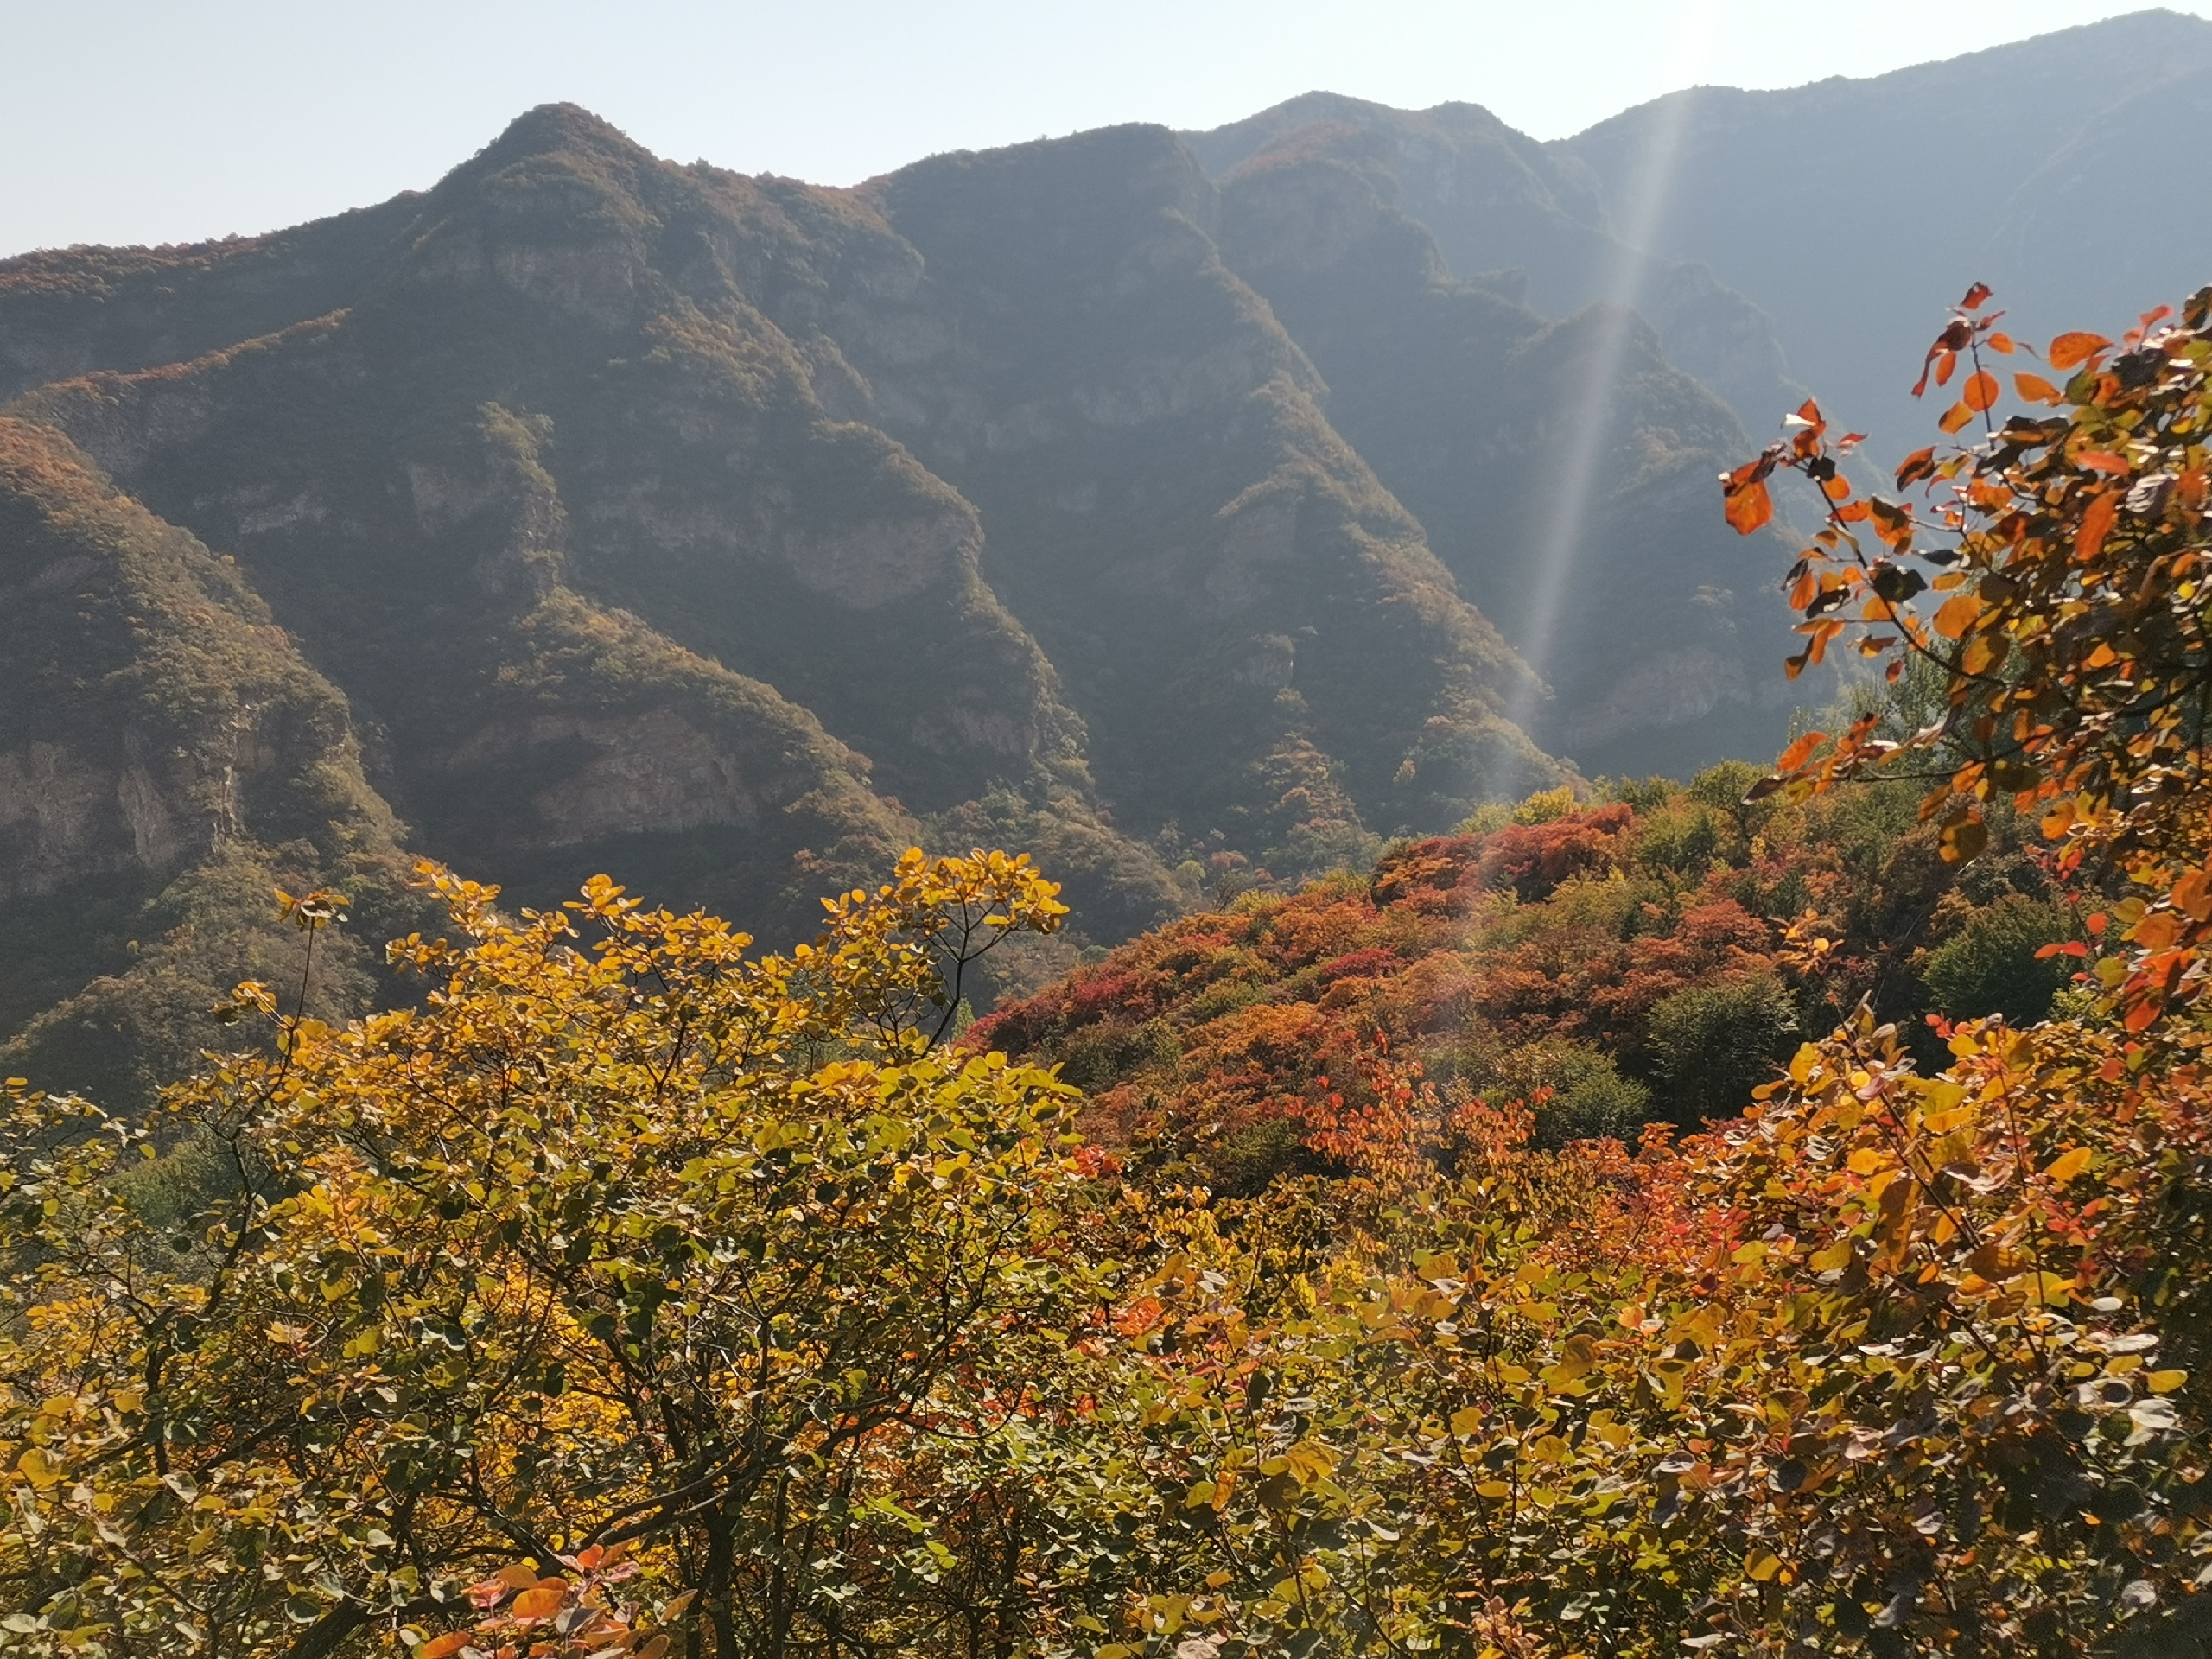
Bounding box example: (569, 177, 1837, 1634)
(0, 416, 422, 1109)
(1554, 8, 2212, 448)
(1, 106, 1592, 1101)
(1208, 128, 1804, 777)
(1184, 94, 1813, 454)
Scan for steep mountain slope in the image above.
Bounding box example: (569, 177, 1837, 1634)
(4, 111, 1167, 943)
(843, 126, 1556, 850)
(0, 193, 427, 405)
(1556, 9, 2212, 443)
(1, 106, 1594, 1099)
(1210, 128, 1803, 776)
(0, 416, 418, 1108)
(1183, 94, 1809, 447)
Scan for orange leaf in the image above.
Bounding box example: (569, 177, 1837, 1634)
(1822, 473, 1852, 500)
(2013, 371, 2061, 404)
(1777, 731, 1824, 772)
(2076, 491, 2120, 561)
(1986, 331, 2014, 354)
(1960, 282, 1993, 310)
(2048, 332, 2112, 371)
(2175, 868, 2212, 923)
(1935, 350, 1958, 388)
(2044, 1146, 2093, 1182)
(2124, 995, 2162, 1034)
(1962, 370, 1999, 411)
(1938, 399, 1974, 434)
(1724, 478, 1774, 535)
(420, 1638, 473, 1659)
(1932, 594, 1981, 639)
(513, 1584, 569, 1620)
(1896, 447, 1938, 488)
(2077, 451, 2130, 474)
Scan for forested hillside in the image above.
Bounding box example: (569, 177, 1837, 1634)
(2, 268, 2209, 1656)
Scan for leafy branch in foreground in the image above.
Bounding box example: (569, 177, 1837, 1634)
(1723, 283, 2212, 1033)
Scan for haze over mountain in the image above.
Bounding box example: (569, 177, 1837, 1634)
(4, 12, 2208, 1106)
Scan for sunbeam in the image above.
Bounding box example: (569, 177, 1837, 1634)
(1497, 0, 1721, 776)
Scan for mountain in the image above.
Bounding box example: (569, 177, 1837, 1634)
(1183, 94, 1813, 458)
(1186, 10, 2212, 471)
(1554, 8, 2212, 445)
(0, 416, 422, 1107)
(22, 5, 2183, 1105)
(1205, 123, 1800, 770)
(3, 106, 1618, 1101)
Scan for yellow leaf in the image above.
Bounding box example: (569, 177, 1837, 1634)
(2029, 1272, 2076, 1306)
(1746, 1551, 1782, 1582)
(2148, 1370, 2187, 1394)
(1847, 1148, 1886, 1176)
(417, 1637, 472, 1659)
(2043, 1147, 2093, 1183)
(13, 1448, 60, 1491)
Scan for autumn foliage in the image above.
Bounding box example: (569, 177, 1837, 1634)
(4, 283, 2212, 1659)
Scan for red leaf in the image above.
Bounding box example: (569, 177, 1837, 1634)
(2035, 942, 2088, 959)
(2049, 332, 2112, 371)
(1960, 282, 1993, 311)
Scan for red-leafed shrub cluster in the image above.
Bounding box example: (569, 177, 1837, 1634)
(971, 772, 2073, 1179)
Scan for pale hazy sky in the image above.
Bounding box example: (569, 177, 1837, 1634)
(3, 1, 2202, 257)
